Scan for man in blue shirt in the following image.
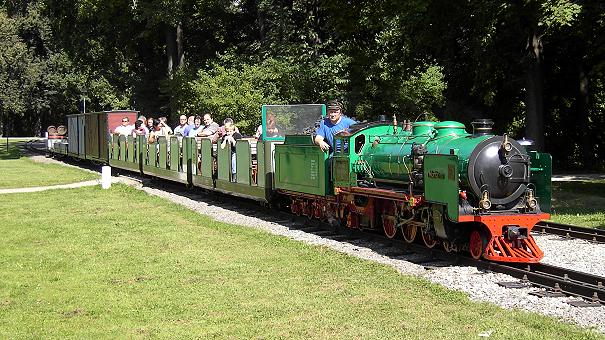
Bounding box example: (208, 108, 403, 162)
(182, 115, 195, 137)
(314, 100, 356, 153)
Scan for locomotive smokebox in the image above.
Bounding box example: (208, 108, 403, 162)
(471, 119, 494, 135)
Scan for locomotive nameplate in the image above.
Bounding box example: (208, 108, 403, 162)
(427, 170, 445, 179)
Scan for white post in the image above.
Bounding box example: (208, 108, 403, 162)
(45, 131, 50, 150)
(101, 166, 111, 189)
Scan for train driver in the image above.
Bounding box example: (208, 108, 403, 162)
(314, 100, 356, 153)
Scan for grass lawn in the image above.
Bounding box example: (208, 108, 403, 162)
(0, 139, 98, 189)
(0, 185, 601, 339)
(550, 180, 605, 229)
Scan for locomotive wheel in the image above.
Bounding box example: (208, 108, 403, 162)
(402, 225, 417, 243)
(469, 230, 485, 260)
(421, 229, 438, 248)
(382, 216, 397, 238)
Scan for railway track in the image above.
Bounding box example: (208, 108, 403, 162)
(465, 259, 605, 306)
(534, 221, 605, 243)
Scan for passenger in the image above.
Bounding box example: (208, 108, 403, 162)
(256, 112, 280, 140)
(314, 100, 356, 153)
(182, 115, 196, 136)
(148, 118, 164, 143)
(132, 120, 148, 137)
(146, 117, 154, 132)
(265, 112, 280, 137)
(211, 117, 240, 143)
(187, 116, 203, 137)
(173, 114, 188, 136)
(220, 122, 242, 181)
(197, 114, 219, 138)
(158, 116, 173, 135)
(114, 116, 134, 136)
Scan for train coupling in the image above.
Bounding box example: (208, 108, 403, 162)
(503, 225, 528, 241)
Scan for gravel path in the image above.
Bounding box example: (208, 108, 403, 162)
(24, 155, 605, 334)
(0, 180, 101, 194)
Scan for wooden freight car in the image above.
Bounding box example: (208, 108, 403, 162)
(66, 110, 138, 161)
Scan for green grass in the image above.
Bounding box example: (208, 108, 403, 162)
(550, 180, 605, 229)
(0, 185, 602, 339)
(0, 139, 98, 189)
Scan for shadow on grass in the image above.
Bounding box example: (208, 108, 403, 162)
(0, 142, 23, 160)
(551, 181, 605, 229)
(553, 181, 605, 198)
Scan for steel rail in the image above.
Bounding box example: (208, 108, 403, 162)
(534, 221, 605, 243)
(457, 258, 605, 304)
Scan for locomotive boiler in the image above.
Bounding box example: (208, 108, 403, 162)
(352, 119, 541, 213)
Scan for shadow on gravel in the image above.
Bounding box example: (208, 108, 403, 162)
(132, 174, 451, 268)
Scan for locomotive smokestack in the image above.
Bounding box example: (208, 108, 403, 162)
(471, 119, 494, 136)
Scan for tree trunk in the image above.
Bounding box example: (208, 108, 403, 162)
(166, 25, 176, 79)
(525, 30, 544, 151)
(578, 66, 592, 167)
(256, 0, 266, 44)
(166, 22, 184, 79)
(176, 21, 184, 68)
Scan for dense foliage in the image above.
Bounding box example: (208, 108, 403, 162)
(0, 0, 603, 169)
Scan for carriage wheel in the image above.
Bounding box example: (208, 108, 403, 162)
(402, 225, 417, 243)
(291, 200, 302, 216)
(469, 230, 485, 260)
(442, 241, 453, 253)
(421, 229, 438, 248)
(301, 201, 311, 219)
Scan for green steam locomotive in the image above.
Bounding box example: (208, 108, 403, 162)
(274, 114, 551, 263)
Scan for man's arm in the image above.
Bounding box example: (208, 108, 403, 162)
(314, 134, 330, 152)
(199, 123, 219, 136)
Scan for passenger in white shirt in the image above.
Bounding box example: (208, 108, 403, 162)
(114, 117, 134, 136)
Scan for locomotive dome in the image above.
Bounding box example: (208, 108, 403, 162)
(434, 121, 466, 137)
(411, 121, 435, 135)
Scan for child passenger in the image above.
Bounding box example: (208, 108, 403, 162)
(220, 122, 242, 181)
(132, 120, 148, 137)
